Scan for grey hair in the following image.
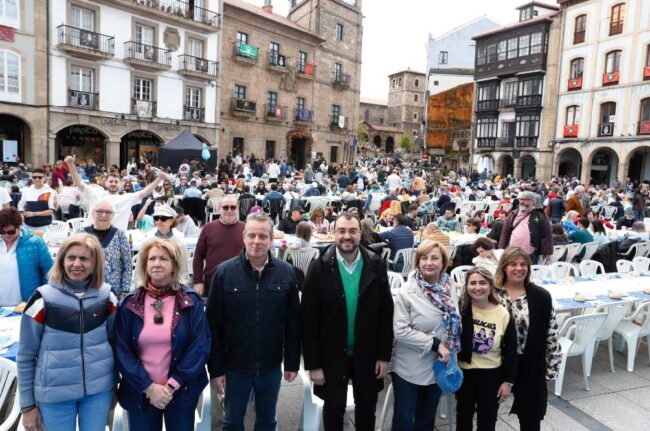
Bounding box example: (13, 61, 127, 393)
(244, 213, 274, 236)
(518, 191, 537, 201)
(93, 199, 115, 213)
(574, 185, 585, 194)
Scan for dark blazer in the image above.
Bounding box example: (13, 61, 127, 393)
(301, 245, 394, 400)
(458, 303, 517, 384)
(115, 286, 211, 410)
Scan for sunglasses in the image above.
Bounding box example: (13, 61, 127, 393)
(221, 205, 237, 211)
(152, 299, 163, 325)
(0, 229, 17, 235)
(153, 216, 173, 222)
(32, 176, 44, 180)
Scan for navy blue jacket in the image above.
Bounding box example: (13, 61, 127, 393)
(206, 249, 300, 377)
(115, 286, 210, 410)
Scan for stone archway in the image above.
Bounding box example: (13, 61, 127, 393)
(386, 136, 395, 153)
(589, 147, 618, 186)
(120, 130, 163, 168)
(520, 155, 536, 179)
(626, 146, 650, 184)
(55, 125, 107, 165)
(500, 155, 514, 177)
(373, 135, 382, 148)
(558, 148, 582, 179)
(0, 114, 31, 163)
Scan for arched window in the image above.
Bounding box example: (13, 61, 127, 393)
(0, 50, 20, 102)
(599, 102, 616, 136)
(566, 105, 580, 125)
(574, 15, 586, 44)
(639, 98, 650, 134)
(610, 3, 625, 36)
(570, 58, 584, 79)
(605, 50, 622, 73)
(414, 94, 418, 102)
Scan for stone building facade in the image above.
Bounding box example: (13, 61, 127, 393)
(360, 98, 387, 126)
(218, 0, 362, 168)
(387, 69, 426, 146)
(0, 0, 48, 164)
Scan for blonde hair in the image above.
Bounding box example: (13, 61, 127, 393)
(49, 233, 105, 289)
(380, 208, 395, 220)
(415, 240, 449, 273)
(460, 267, 500, 310)
(563, 210, 579, 223)
(137, 238, 184, 290)
(389, 200, 402, 215)
(494, 246, 531, 288)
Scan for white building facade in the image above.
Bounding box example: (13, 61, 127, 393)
(48, 0, 222, 168)
(553, 0, 650, 186)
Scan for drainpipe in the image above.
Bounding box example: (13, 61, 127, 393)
(46, 0, 51, 164)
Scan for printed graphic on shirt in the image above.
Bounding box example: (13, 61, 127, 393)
(472, 318, 496, 355)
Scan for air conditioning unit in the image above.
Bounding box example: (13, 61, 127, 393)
(567, 77, 582, 90)
(644, 66, 650, 80)
(563, 125, 579, 138)
(600, 123, 614, 136)
(602, 71, 620, 85)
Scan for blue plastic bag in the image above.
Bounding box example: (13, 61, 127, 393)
(433, 350, 464, 393)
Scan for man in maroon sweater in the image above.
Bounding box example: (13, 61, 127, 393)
(193, 195, 245, 297)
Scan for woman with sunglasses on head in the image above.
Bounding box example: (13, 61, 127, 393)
(456, 267, 517, 431)
(18, 233, 117, 431)
(0, 207, 52, 307)
(494, 247, 562, 431)
(116, 238, 210, 430)
(145, 206, 189, 284)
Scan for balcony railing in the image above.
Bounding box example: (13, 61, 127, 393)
(295, 108, 314, 123)
(496, 137, 514, 147)
(330, 115, 346, 128)
(235, 41, 258, 60)
(230, 97, 256, 115)
(515, 137, 537, 147)
(332, 72, 351, 88)
(476, 138, 496, 148)
(124, 42, 172, 68)
(184, 106, 204, 122)
(268, 51, 287, 68)
(476, 99, 499, 111)
(297, 61, 316, 77)
(573, 30, 585, 44)
(563, 124, 579, 138)
(57, 25, 115, 57)
(639, 120, 650, 135)
(499, 98, 517, 109)
(603, 71, 620, 85)
(68, 90, 99, 110)
(131, 99, 157, 117)
(178, 54, 218, 77)
(568, 77, 582, 90)
(599, 123, 614, 137)
(134, 0, 220, 28)
(264, 104, 287, 121)
(516, 94, 542, 108)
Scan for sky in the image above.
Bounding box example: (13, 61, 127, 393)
(250, 0, 530, 100)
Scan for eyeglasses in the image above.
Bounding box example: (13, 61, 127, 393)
(221, 205, 237, 211)
(94, 210, 114, 216)
(0, 229, 17, 235)
(32, 176, 44, 180)
(153, 216, 173, 222)
(152, 299, 163, 325)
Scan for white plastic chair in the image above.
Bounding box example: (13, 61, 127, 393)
(530, 264, 550, 283)
(444, 245, 457, 263)
(563, 242, 582, 263)
(283, 247, 320, 275)
(550, 261, 577, 281)
(48, 220, 70, 240)
(579, 260, 605, 277)
(547, 245, 567, 264)
(632, 256, 650, 272)
(307, 197, 331, 213)
(67, 217, 87, 233)
(590, 301, 634, 374)
(206, 197, 223, 222)
(387, 271, 403, 291)
(380, 247, 391, 266)
(57, 193, 77, 218)
(603, 206, 617, 220)
(554, 313, 607, 396)
(578, 242, 600, 262)
(616, 259, 633, 273)
(393, 248, 416, 278)
(621, 243, 649, 260)
(614, 302, 650, 372)
(299, 369, 354, 430)
(451, 265, 473, 289)
(0, 358, 20, 431)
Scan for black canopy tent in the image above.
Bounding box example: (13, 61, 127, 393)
(159, 130, 217, 171)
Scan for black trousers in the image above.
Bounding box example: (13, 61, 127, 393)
(517, 415, 541, 431)
(455, 368, 501, 431)
(322, 356, 378, 431)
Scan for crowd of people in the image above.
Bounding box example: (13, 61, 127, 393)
(1, 151, 648, 431)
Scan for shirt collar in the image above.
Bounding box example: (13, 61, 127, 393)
(246, 252, 269, 273)
(336, 247, 361, 274)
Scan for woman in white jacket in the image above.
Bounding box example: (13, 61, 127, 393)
(390, 240, 461, 430)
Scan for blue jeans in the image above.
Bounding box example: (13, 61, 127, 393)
(127, 399, 195, 431)
(390, 372, 442, 431)
(39, 390, 112, 431)
(222, 367, 281, 431)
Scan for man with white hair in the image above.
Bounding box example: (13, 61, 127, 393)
(566, 185, 585, 216)
(499, 191, 553, 263)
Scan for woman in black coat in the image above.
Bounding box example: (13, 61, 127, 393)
(494, 247, 562, 431)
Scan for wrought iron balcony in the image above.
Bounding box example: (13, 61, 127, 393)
(515, 137, 537, 147)
(476, 138, 496, 149)
(127, 0, 220, 29)
(499, 98, 517, 109)
(516, 95, 542, 108)
(234, 41, 258, 64)
(496, 137, 515, 147)
(297, 61, 316, 78)
(68, 90, 99, 110)
(131, 99, 157, 117)
(268, 51, 287, 71)
(599, 123, 614, 137)
(124, 42, 171, 70)
(330, 115, 346, 128)
(57, 25, 114, 59)
(230, 97, 256, 116)
(178, 54, 218, 78)
(184, 106, 204, 122)
(264, 104, 287, 121)
(295, 108, 314, 123)
(332, 72, 351, 89)
(476, 99, 499, 111)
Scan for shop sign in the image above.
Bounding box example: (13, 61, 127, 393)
(126, 131, 154, 139)
(0, 26, 14, 42)
(158, 123, 180, 131)
(101, 118, 128, 126)
(68, 126, 103, 136)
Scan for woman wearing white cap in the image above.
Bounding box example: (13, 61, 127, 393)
(145, 206, 189, 284)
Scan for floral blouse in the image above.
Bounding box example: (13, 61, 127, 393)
(495, 288, 562, 379)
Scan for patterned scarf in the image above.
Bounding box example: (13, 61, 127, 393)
(416, 270, 462, 352)
(126, 282, 193, 333)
